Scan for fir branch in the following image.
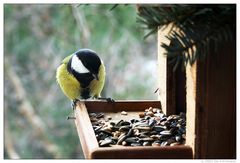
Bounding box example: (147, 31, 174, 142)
(137, 5, 236, 70)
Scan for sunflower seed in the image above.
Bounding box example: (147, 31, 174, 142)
(149, 130, 158, 135)
(153, 125, 166, 132)
(146, 111, 154, 117)
(160, 117, 167, 122)
(170, 142, 180, 146)
(119, 125, 131, 132)
(130, 119, 139, 124)
(175, 135, 182, 142)
(134, 126, 151, 131)
(139, 137, 154, 141)
(96, 113, 104, 118)
(152, 108, 158, 113)
(121, 111, 128, 115)
(99, 129, 113, 136)
(120, 121, 131, 126)
(160, 130, 172, 136)
(117, 133, 127, 145)
(150, 134, 160, 139)
(99, 138, 113, 147)
(152, 141, 161, 146)
(138, 133, 149, 138)
(116, 120, 124, 127)
(148, 107, 153, 112)
(161, 141, 168, 146)
(93, 126, 102, 132)
(143, 141, 151, 146)
(148, 118, 157, 127)
(131, 142, 142, 146)
(125, 137, 139, 143)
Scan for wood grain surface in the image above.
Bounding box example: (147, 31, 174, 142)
(186, 39, 236, 158)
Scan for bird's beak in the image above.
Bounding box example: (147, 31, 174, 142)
(92, 73, 99, 80)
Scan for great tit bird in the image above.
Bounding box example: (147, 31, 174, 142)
(56, 49, 112, 108)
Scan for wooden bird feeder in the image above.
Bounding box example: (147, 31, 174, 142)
(74, 101, 192, 159)
(73, 24, 236, 159)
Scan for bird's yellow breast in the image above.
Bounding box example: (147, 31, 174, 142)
(56, 63, 81, 100)
(89, 64, 105, 98)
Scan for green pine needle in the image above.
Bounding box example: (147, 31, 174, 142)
(137, 5, 236, 71)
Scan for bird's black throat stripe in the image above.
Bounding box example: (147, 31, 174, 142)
(67, 57, 94, 90)
(72, 71, 94, 88)
(81, 88, 91, 99)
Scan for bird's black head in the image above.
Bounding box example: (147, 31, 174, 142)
(69, 49, 101, 80)
(76, 49, 101, 75)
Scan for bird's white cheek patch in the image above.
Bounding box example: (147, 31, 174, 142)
(71, 55, 89, 73)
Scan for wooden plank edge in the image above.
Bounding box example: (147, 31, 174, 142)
(186, 63, 197, 158)
(74, 102, 99, 159)
(90, 145, 193, 159)
(84, 100, 161, 112)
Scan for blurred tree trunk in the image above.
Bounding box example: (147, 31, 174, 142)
(71, 5, 91, 47)
(5, 58, 61, 158)
(4, 102, 20, 159)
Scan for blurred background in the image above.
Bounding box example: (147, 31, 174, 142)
(4, 4, 157, 158)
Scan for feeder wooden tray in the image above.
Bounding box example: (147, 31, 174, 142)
(74, 100, 193, 159)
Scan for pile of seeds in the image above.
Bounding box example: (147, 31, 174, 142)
(89, 107, 186, 147)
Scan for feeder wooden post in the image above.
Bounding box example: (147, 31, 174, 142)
(158, 27, 236, 158)
(186, 37, 236, 158)
(158, 26, 186, 115)
(157, 25, 175, 115)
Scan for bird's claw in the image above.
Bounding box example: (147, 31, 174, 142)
(106, 97, 115, 103)
(97, 97, 115, 103)
(71, 99, 80, 110)
(67, 116, 76, 120)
